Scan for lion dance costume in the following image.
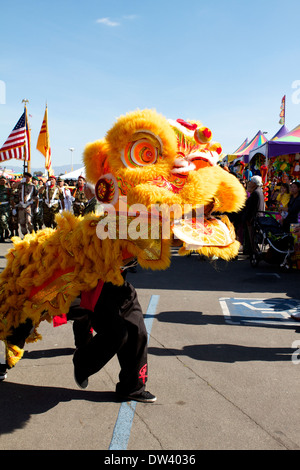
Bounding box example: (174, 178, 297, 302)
(0, 109, 246, 369)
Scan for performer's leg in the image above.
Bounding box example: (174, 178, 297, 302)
(67, 299, 93, 349)
(2, 319, 34, 375)
(72, 282, 129, 385)
(6, 318, 33, 350)
(73, 281, 156, 401)
(115, 283, 148, 396)
(72, 318, 93, 349)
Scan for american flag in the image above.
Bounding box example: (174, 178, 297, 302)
(0, 110, 31, 162)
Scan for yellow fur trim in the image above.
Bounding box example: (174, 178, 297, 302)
(179, 166, 246, 212)
(126, 183, 182, 210)
(83, 139, 110, 185)
(0, 211, 171, 344)
(5, 341, 24, 368)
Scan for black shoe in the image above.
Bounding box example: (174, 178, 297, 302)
(74, 370, 88, 389)
(118, 390, 157, 403)
(0, 365, 7, 381)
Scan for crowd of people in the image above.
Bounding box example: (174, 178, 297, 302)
(0, 172, 96, 242)
(230, 173, 300, 257)
(1, 169, 300, 253)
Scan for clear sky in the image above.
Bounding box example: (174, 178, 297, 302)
(1, 0, 300, 172)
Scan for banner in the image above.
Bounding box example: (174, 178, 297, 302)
(279, 95, 286, 125)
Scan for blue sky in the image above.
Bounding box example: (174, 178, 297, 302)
(1, 0, 300, 172)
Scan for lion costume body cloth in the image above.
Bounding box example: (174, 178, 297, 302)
(0, 109, 246, 368)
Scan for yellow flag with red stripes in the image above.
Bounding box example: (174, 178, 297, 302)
(36, 105, 52, 171)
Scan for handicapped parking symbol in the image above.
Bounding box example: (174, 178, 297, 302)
(219, 297, 300, 326)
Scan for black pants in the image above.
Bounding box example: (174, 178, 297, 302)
(73, 281, 148, 396)
(1, 318, 34, 374)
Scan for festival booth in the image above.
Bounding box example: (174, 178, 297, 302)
(249, 124, 300, 269)
(228, 131, 268, 180)
(227, 138, 248, 164)
(240, 130, 269, 172)
(249, 124, 300, 183)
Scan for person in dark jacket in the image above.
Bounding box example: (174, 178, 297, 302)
(282, 181, 300, 231)
(242, 175, 265, 255)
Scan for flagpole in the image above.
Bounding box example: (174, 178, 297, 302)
(37, 103, 52, 178)
(22, 99, 31, 174)
(45, 102, 49, 179)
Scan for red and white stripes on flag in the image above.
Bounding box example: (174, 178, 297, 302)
(0, 110, 31, 162)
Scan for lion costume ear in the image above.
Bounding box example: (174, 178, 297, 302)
(83, 139, 110, 184)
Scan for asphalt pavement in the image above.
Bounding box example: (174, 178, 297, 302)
(1, 237, 300, 452)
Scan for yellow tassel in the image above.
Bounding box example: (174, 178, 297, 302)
(5, 341, 24, 368)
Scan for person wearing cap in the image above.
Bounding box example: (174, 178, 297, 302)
(72, 175, 88, 216)
(242, 175, 265, 255)
(282, 181, 300, 231)
(57, 177, 73, 212)
(13, 172, 38, 237)
(39, 175, 64, 228)
(0, 175, 11, 242)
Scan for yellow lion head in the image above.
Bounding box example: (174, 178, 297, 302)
(84, 109, 246, 260)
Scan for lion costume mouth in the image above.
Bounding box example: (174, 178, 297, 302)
(172, 214, 235, 249)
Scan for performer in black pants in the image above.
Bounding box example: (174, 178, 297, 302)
(71, 276, 156, 403)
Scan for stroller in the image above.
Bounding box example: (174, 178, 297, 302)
(249, 211, 294, 270)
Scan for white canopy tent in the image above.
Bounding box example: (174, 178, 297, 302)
(60, 167, 86, 180)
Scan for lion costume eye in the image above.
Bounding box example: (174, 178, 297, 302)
(121, 131, 163, 168)
(95, 173, 119, 205)
(122, 139, 158, 168)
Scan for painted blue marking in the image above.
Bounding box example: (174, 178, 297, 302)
(220, 297, 300, 326)
(108, 401, 137, 450)
(144, 294, 160, 341)
(109, 294, 160, 450)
